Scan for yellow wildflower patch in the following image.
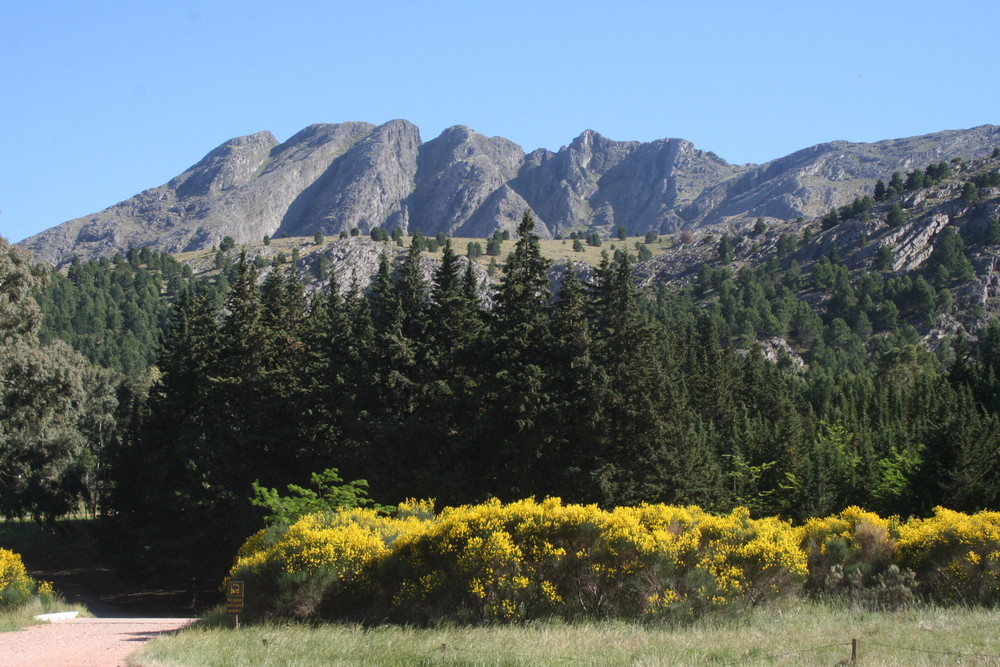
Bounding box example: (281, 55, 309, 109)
(0, 547, 42, 608)
(228, 498, 808, 622)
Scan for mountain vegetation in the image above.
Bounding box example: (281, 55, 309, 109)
(99, 195, 1000, 584)
(3, 128, 1000, 595)
(34, 247, 202, 377)
(0, 239, 119, 520)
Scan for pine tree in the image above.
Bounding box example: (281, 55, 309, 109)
(718, 235, 735, 263)
(961, 181, 981, 205)
(368, 253, 396, 332)
(588, 250, 678, 505)
(428, 240, 477, 352)
(888, 171, 905, 195)
(477, 210, 554, 498)
(397, 241, 485, 504)
(886, 203, 905, 228)
(928, 227, 974, 283)
(106, 284, 223, 580)
(545, 262, 602, 501)
(874, 179, 887, 202)
(396, 235, 429, 342)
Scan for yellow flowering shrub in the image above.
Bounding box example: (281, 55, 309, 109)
(896, 507, 1000, 604)
(227, 505, 431, 618)
(229, 498, 807, 622)
(799, 506, 898, 594)
(228, 502, 1000, 620)
(386, 498, 574, 621)
(0, 547, 39, 609)
(693, 508, 807, 608)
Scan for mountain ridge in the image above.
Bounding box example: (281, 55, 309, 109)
(17, 121, 1000, 265)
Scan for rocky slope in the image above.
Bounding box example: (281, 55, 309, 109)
(635, 151, 1000, 339)
(17, 121, 1000, 266)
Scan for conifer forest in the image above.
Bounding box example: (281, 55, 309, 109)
(4, 182, 1000, 588)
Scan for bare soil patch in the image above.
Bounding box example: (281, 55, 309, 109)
(0, 617, 195, 667)
(1, 519, 202, 665)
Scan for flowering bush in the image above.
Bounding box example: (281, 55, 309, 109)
(799, 506, 898, 597)
(896, 507, 1000, 604)
(228, 503, 1000, 621)
(0, 548, 40, 609)
(228, 499, 805, 622)
(228, 499, 434, 618)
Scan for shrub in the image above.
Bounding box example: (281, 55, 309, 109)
(799, 506, 899, 603)
(228, 499, 806, 623)
(227, 503, 431, 619)
(0, 548, 42, 609)
(232, 504, 1000, 620)
(896, 507, 1000, 605)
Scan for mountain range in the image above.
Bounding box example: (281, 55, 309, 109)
(17, 120, 1000, 265)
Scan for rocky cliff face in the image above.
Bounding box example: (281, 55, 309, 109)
(410, 125, 526, 237)
(635, 151, 1000, 340)
(17, 121, 1000, 265)
(682, 126, 1000, 225)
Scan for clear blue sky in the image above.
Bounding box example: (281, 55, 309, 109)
(3, 0, 997, 243)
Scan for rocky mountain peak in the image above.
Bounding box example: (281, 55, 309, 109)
(170, 131, 278, 198)
(16, 122, 1000, 266)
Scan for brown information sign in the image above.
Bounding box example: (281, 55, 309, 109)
(226, 580, 245, 615)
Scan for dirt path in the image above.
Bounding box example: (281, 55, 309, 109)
(1, 520, 208, 665)
(0, 617, 196, 667)
(4, 519, 205, 619)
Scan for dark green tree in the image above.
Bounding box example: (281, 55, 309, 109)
(875, 245, 894, 272)
(928, 227, 974, 283)
(477, 211, 554, 498)
(961, 181, 981, 205)
(987, 217, 1000, 245)
(886, 203, 905, 228)
(0, 238, 112, 522)
(718, 235, 735, 264)
(873, 179, 887, 202)
(888, 171, 905, 196)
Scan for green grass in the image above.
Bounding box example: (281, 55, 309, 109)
(130, 600, 1000, 666)
(0, 597, 90, 633)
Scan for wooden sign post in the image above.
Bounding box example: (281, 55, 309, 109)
(226, 580, 245, 629)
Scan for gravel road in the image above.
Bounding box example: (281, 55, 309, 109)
(0, 616, 196, 667)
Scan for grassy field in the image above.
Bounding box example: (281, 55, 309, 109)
(130, 601, 1000, 666)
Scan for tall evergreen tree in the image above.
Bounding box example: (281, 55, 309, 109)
(588, 250, 684, 505)
(544, 262, 602, 501)
(106, 284, 223, 580)
(478, 210, 554, 498)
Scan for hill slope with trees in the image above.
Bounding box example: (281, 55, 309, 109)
(5, 147, 1000, 589)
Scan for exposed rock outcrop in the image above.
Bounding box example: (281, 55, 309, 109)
(17, 121, 1000, 266)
